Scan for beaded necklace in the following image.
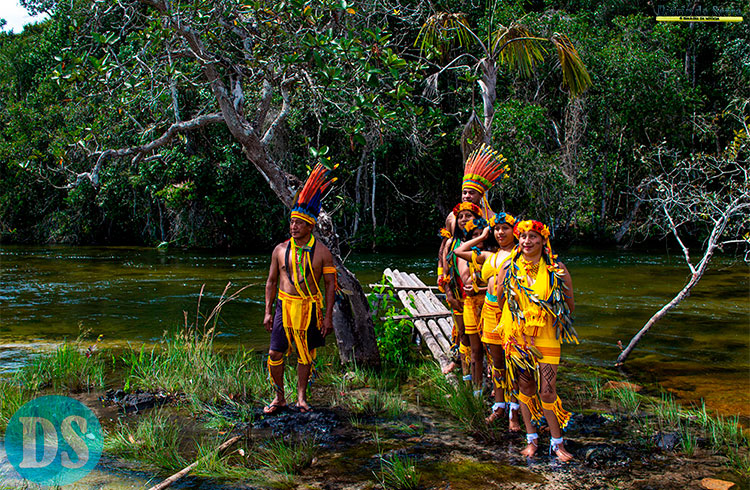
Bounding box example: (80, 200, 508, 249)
(519, 257, 540, 278)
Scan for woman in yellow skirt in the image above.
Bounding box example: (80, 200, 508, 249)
(497, 220, 578, 461)
(452, 211, 490, 392)
(455, 212, 520, 429)
(441, 202, 484, 380)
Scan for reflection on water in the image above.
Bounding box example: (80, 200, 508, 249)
(1, 245, 748, 418)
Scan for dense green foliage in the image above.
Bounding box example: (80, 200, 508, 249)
(368, 277, 417, 367)
(0, 0, 747, 251)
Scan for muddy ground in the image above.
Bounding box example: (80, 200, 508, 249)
(94, 385, 748, 490)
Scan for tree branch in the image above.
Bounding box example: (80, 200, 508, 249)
(69, 113, 223, 188)
(253, 79, 274, 134)
(261, 75, 299, 146)
(663, 203, 695, 273)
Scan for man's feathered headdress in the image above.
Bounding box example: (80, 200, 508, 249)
(462, 143, 508, 195)
(290, 164, 338, 224)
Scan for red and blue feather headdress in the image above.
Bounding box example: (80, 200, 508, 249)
(290, 163, 338, 224)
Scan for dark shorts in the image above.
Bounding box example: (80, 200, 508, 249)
(269, 299, 326, 354)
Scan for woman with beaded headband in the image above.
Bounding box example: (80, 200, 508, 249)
(455, 212, 521, 430)
(496, 220, 578, 461)
(440, 201, 483, 380)
(453, 209, 491, 394)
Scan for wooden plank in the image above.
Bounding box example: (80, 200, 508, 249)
(437, 317, 455, 342)
(383, 267, 394, 283)
(369, 284, 439, 291)
(397, 297, 451, 363)
(403, 285, 452, 354)
(399, 292, 450, 367)
(425, 292, 452, 314)
(426, 318, 452, 353)
(399, 270, 421, 289)
(379, 312, 452, 321)
(384, 269, 448, 352)
(408, 272, 428, 287)
(381, 268, 452, 369)
(397, 270, 453, 347)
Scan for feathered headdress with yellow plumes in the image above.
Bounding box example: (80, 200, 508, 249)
(462, 143, 509, 195)
(290, 163, 338, 225)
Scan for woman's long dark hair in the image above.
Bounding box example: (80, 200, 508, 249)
(452, 210, 481, 240)
(482, 227, 499, 252)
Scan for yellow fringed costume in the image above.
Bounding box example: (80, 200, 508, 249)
(500, 245, 578, 430)
(500, 256, 562, 364)
(541, 397, 571, 429)
(463, 249, 486, 335)
(480, 251, 513, 402)
(479, 251, 512, 346)
(278, 290, 321, 366)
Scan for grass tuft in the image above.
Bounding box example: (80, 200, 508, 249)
(255, 436, 318, 476)
(192, 439, 259, 480)
(196, 393, 256, 430)
(651, 392, 682, 429)
(414, 362, 498, 440)
(341, 389, 407, 419)
(0, 380, 32, 431)
(104, 409, 187, 472)
(679, 419, 697, 456)
(644, 393, 749, 473)
(376, 453, 421, 490)
(609, 386, 641, 415)
(122, 334, 268, 404)
(15, 342, 106, 393)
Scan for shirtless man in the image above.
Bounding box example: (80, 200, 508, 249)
(263, 165, 337, 414)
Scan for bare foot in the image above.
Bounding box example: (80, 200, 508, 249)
(509, 416, 522, 432)
(485, 408, 503, 425)
(296, 397, 312, 412)
(554, 444, 574, 462)
(521, 443, 537, 458)
(442, 361, 456, 375)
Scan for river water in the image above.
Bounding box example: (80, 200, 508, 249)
(1, 245, 748, 419)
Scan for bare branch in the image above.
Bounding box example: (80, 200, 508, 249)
(261, 76, 299, 146)
(253, 79, 274, 134)
(663, 203, 695, 273)
(69, 113, 223, 188)
(377, 174, 423, 203)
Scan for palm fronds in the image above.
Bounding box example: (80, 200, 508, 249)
(551, 33, 592, 97)
(493, 24, 546, 79)
(416, 12, 473, 60)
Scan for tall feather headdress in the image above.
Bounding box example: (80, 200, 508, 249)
(290, 163, 338, 224)
(462, 143, 508, 195)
